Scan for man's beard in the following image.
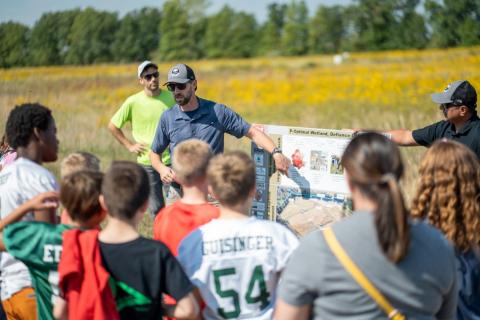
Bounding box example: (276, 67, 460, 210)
(175, 92, 192, 106)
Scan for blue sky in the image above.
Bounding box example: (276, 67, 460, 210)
(1, 0, 352, 26)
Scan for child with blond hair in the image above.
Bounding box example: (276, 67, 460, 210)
(60, 151, 100, 177)
(153, 139, 219, 256)
(178, 151, 298, 319)
(59, 151, 101, 225)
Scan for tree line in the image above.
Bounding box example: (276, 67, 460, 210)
(1, 0, 479, 68)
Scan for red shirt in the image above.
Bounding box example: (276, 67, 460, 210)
(153, 201, 220, 256)
(59, 229, 119, 320)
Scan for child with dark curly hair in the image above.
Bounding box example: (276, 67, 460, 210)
(411, 140, 480, 319)
(0, 103, 59, 319)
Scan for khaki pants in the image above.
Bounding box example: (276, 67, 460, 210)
(2, 287, 37, 320)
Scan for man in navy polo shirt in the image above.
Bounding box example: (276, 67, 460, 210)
(150, 63, 290, 186)
(382, 80, 480, 158)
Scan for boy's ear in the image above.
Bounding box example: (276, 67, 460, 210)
(33, 127, 42, 141)
(99, 195, 108, 212)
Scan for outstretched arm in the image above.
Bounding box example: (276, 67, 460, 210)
(0, 191, 59, 251)
(351, 128, 418, 146)
(245, 126, 291, 175)
(385, 129, 418, 146)
(108, 121, 147, 155)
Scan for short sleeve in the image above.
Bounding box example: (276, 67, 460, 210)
(151, 114, 170, 155)
(161, 245, 194, 301)
(37, 172, 58, 193)
(177, 229, 203, 279)
(110, 98, 133, 129)
(412, 121, 446, 147)
(278, 235, 320, 307)
(20, 169, 58, 203)
(218, 105, 251, 138)
(275, 225, 299, 271)
(4, 222, 48, 268)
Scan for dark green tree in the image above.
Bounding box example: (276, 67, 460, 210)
(112, 7, 161, 62)
(66, 8, 119, 64)
(309, 5, 345, 54)
(158, 0, 196, 61)
(352, 0, 399, 50)
(204, 5, 236, 58)
(226, 12, 258, 58)
(259, 3, 287, 55)
(425, 0, 480, 47)
(0, 22, 29, 68)
(281, 0, 309, 56)
(29, 10, 79, 66)
(396, 0, 427, 49)
(179, 0, 210, 59)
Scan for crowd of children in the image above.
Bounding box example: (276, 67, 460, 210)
(0, 102, 479, 320)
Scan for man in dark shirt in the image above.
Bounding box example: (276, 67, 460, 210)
(385, 80, 480, 158)
(150, 64, 291, 184)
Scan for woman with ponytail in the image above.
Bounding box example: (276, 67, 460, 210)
(411, 140, 480, 319)
(275, 132, 457, 320)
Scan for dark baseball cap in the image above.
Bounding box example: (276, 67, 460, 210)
(431, 80, 477, 108)
(164, 64, 196, 85)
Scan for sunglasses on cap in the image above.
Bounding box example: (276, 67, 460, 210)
(166, 82, 189, 92)
(143, 71, 159, 81)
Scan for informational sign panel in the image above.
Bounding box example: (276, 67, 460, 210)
(251, 125, 353, 236)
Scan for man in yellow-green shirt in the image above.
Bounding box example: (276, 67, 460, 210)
(108, 61, 175, 216)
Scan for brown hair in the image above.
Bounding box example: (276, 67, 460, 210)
(60, 152, 100, 178)
(341, 132, 409, 263)
(173, 139, 213, 185)
(60, 170, 103, 223)
(102, 161, 149, 220)
(207, 151, 255, 207)
(411, 140, 480, 252)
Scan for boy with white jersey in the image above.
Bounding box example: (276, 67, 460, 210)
(178, 151, 299, 320)
(0, 103, 59, 319)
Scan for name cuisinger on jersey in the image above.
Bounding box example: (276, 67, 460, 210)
(202, 235, 274, 256)
(43, 244, 63, 263)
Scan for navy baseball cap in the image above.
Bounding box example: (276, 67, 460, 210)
(164, 64, 196, 85)
(431, 80, 477, 108)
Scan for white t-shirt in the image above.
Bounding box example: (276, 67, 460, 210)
(178, 217, 299, 320)
(0, 157, 58, 300)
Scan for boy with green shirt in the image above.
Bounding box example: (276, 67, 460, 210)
(108, 61, 176, 216)
(0, 170, 106, 320)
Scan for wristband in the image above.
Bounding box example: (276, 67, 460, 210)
(272, 147, 282, 155)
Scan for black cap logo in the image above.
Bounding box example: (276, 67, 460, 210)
(172, 68, 180, 75)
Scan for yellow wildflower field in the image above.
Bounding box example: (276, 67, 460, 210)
(1, 46, 479, 203)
